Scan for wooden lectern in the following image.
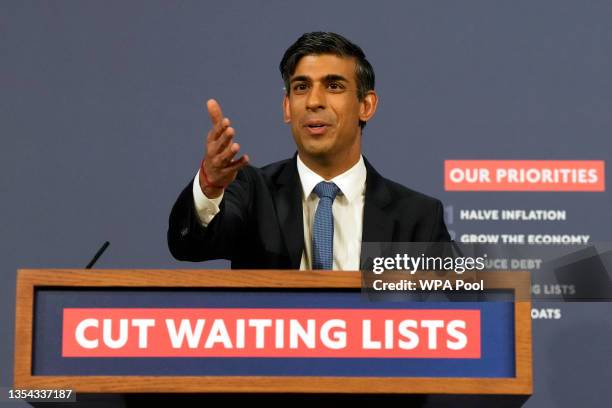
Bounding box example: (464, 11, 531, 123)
(14, 269, 532, 406)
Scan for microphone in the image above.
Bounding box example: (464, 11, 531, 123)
(85, 241, 110, 269)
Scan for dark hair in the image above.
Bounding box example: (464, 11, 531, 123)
(279, 32, 375, 129)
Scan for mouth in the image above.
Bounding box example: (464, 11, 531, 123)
(303, 121, 330, 136)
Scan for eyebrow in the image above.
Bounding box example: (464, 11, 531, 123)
(324, 74, 349, 83)
(290, 74, 350, 83)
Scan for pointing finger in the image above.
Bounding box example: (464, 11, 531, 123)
(206, 99, 224, 126)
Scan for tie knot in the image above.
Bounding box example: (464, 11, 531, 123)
(313, 181, 340, 201)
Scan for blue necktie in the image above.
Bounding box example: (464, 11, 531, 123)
(312, 181, 341, 270)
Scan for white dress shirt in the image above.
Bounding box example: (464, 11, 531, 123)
(192, 155, 366, 270)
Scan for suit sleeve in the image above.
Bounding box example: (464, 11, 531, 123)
(429, 200, 451, 243)
(167, 168, 253, 262)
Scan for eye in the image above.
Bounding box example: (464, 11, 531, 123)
(327, 81, 345, 92)
(293, 82, 309, 94)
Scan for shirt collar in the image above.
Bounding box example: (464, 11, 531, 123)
(296, 154, 366, 203)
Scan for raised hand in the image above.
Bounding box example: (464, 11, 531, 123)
(199, 99, 249, 198)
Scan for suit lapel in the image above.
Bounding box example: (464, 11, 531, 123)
(361, 158, 396, 267)
(273, 157, 304, 269)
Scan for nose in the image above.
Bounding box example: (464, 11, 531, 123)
(306, 83, 326, 111)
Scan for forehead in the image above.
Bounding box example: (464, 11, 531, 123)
(291, 54, 357, 82)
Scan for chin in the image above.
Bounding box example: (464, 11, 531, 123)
(302, 143, 334, 157)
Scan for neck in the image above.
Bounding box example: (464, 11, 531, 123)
(298, 151, 361, 180)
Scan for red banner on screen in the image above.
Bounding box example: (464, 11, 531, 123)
(62, 308, 480, 358)
(444, 160, 605, 191)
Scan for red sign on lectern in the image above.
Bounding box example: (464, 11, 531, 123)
(62, 308, 481, 358)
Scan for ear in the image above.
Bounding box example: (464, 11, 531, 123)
(283, 94, 291, 123)
(359, 90, 378, 124)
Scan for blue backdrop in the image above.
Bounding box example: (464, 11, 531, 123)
(2, 1, 611, 406)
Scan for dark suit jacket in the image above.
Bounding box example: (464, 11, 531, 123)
(168, 156, 450, 269)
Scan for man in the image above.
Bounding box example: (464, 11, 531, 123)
(168, 32, 450, 270)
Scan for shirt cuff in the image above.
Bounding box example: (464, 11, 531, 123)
(192, 170, 223, 226)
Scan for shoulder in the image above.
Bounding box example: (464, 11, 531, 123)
(381, 177, 443, 209)
(260, 158, 295, 178)
(364, 158, 443, 211)
(234, 157, 296, 186)
(374, 174, 448, 241)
